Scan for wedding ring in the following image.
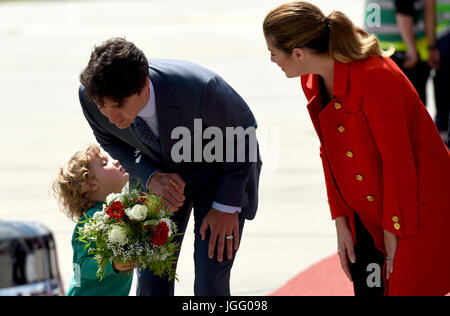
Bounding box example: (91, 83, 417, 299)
(226, 235, 234, 240)
(386, 256, 391, 262)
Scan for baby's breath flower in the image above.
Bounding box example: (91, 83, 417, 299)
(108, 225, 128, 245)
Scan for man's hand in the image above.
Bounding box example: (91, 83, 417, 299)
(384, 229, 398, 280)
(147, 172, 186, 212)
(200, 208, 240, 262)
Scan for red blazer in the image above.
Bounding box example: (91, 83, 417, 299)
(302, 55, 450, 296)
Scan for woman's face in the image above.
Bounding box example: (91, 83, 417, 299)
(265, 36, 305, 78)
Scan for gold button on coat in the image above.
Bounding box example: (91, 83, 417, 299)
(356, 175, 364, 181)
(392, 216, 399, 223)
(338, 126, 346, 133)
(366, 195, 375, 202)
(334, 102, 342, 109)
(346, 151, 354, 158)
(394, 223, 401, 230)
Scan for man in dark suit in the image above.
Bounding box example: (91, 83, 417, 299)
(78, 38, 262, 296)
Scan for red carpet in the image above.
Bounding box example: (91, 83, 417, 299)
(270, 253, 354, 296)
(270, 253, 450, 296)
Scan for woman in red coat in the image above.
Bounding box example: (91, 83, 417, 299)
(263, 1, 450, 296)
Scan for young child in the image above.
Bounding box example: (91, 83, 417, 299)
(53, 144, 134, 296)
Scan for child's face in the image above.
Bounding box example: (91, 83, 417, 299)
(90, 151, 129, 195)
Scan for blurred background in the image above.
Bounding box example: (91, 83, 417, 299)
(0, 0, 438, 295)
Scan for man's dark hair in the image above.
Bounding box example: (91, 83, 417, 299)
(80, 37, 149, 106)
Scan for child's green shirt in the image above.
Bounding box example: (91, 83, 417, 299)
(66, 202, 132, 296)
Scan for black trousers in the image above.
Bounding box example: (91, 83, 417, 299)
(349, 213, 386, 296)
(136, 195, 245, 296)
(390, 52, 430, 107)
(435, 33, 450, 134)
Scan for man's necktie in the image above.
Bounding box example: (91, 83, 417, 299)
(133, 116, 161, 154)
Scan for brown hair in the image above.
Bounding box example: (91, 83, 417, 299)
(263, 1, 394, 62)
(80, 37, 149, 107)
(52, 144, 101, 221)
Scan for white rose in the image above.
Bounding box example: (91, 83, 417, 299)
(125, 204, 148, 222)
(105, 193, 119, 205)
(108, 225, 128, 245)
(106, 193, 125, 205)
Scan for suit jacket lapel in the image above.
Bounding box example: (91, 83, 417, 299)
(304, 60, 351, 142)
(130, 124, 164, 166)
(149, 64, 181, 167)
(332, 60, 350, 98)
(304, 74, 324, 140)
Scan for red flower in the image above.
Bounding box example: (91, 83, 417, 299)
(152, 222, 169, 247)
(106, 201, 125, 221)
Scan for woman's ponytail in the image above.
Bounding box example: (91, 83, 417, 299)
(327, 11, 393, 62)
(263, 1, 394, 62)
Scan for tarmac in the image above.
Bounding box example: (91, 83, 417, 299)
(0, 0, 437, 296)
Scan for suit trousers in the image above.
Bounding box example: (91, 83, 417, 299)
(435, 33, 450, 136)
(136, 196, 245, 296)
(390, 52, 430, 107)
(349, 213, 386, 296)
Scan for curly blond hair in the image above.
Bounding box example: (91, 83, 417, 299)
(52, 144, 101, 221)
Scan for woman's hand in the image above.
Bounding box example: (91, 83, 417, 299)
(335, 216, 356, 281)
(384, 229, 398, 280)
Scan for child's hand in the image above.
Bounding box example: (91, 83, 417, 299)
(113, 261, 135, 272)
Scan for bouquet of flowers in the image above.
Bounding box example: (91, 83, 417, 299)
(77, 185, 181, 281)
